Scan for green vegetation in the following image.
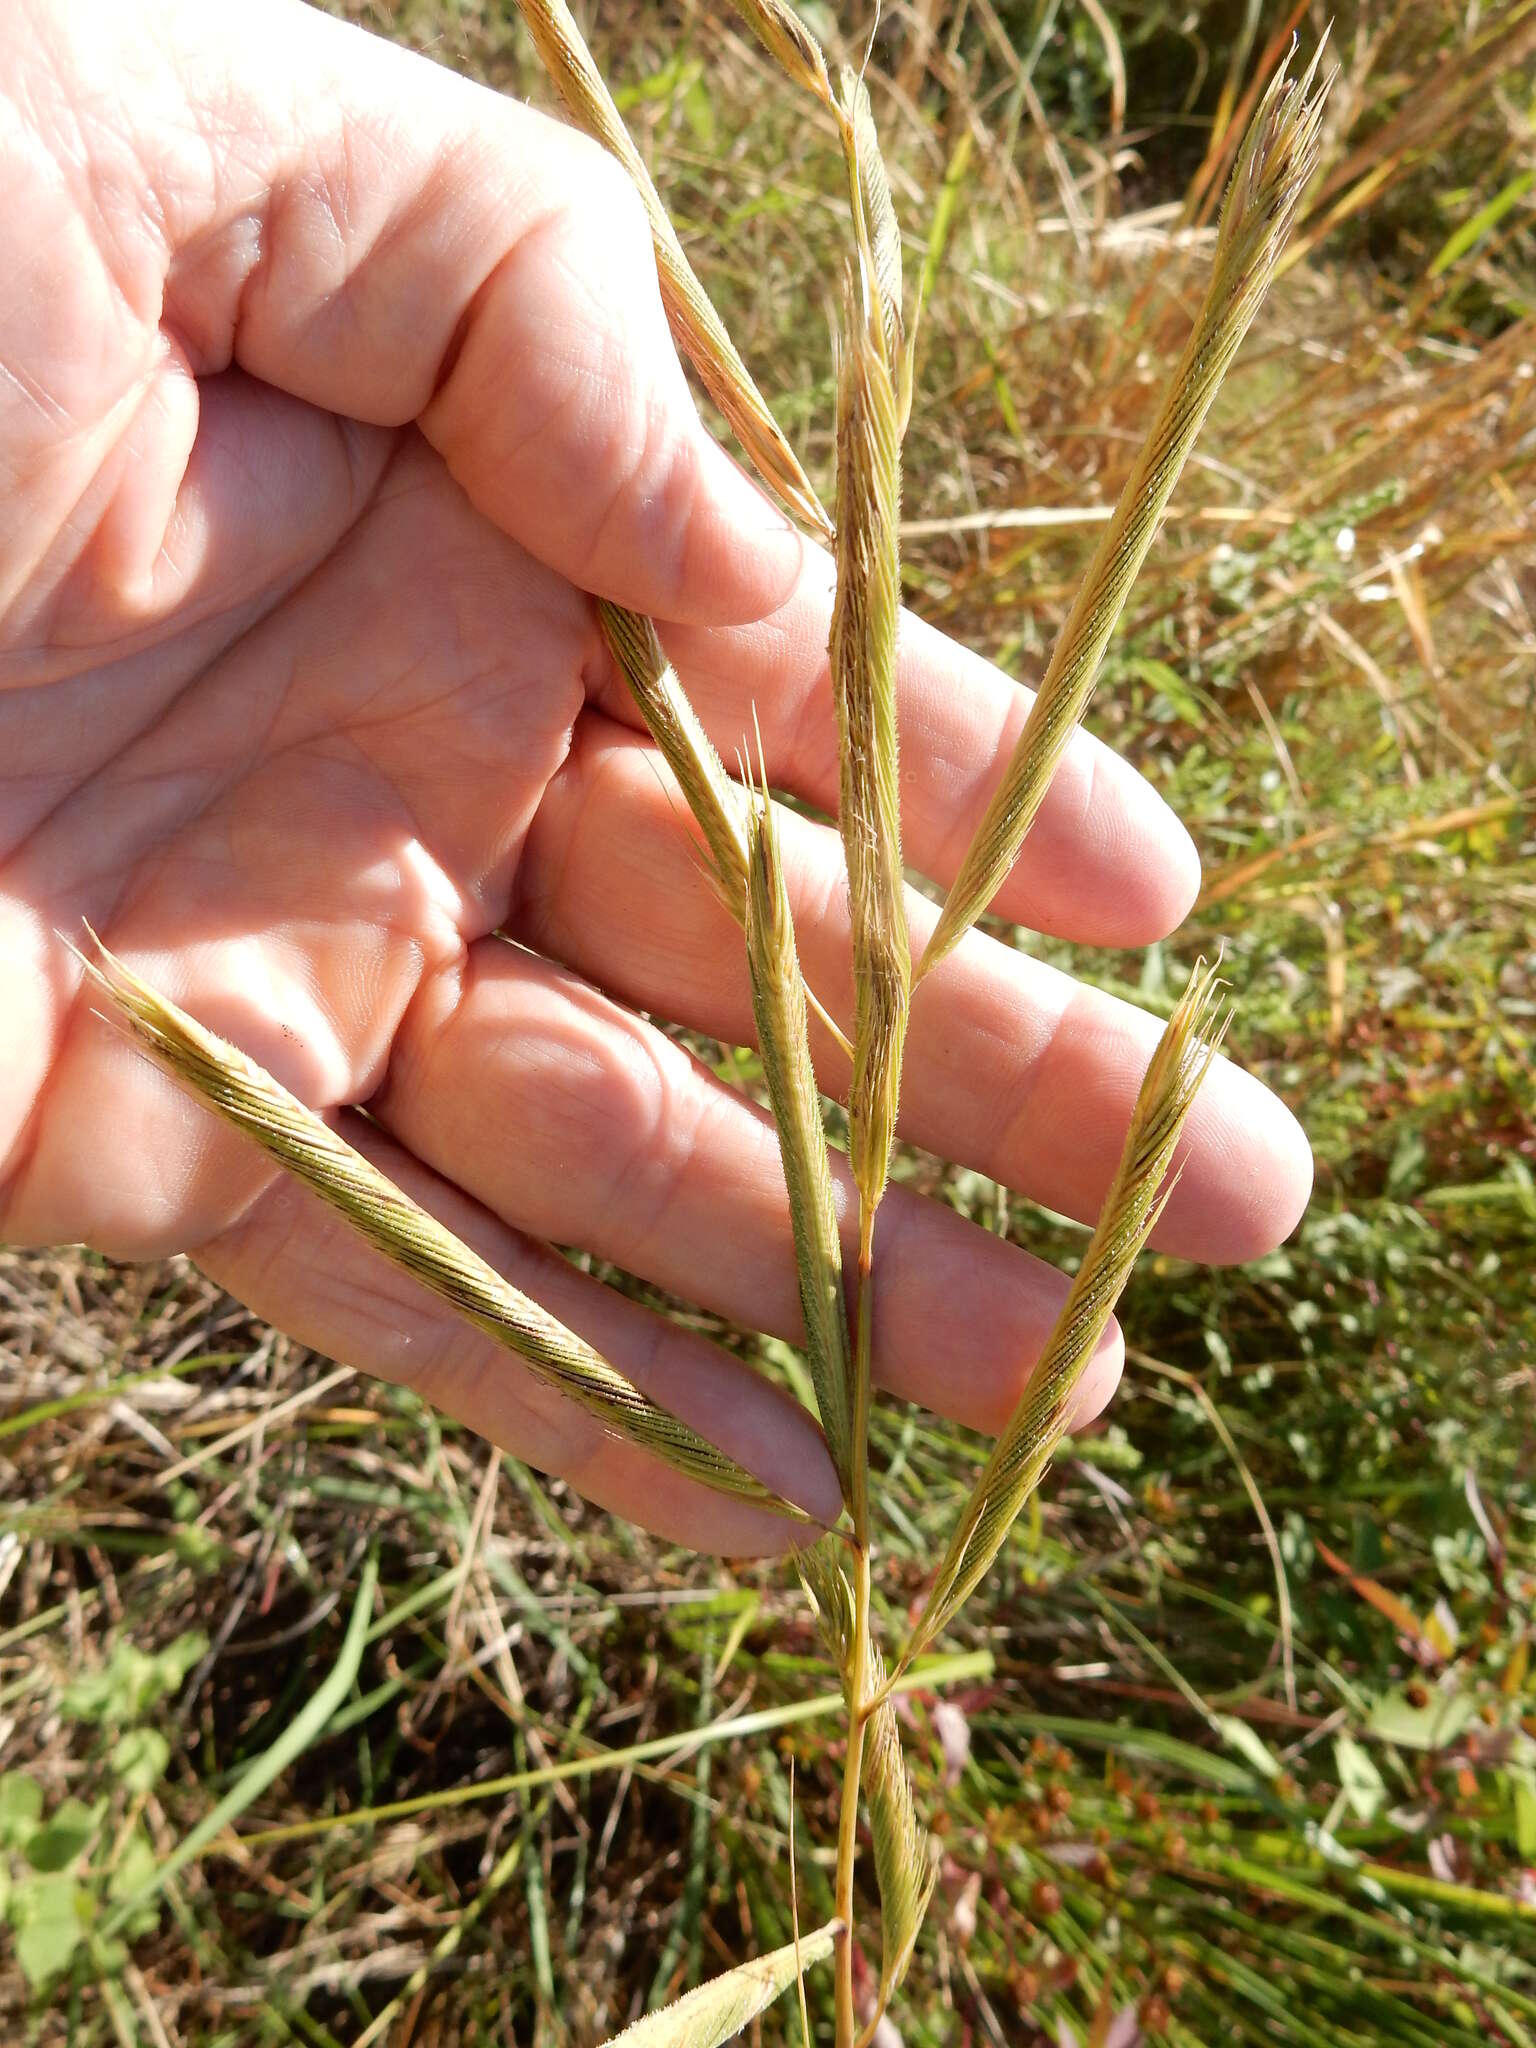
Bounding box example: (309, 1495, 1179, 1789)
(2, 0, 1532, 2041)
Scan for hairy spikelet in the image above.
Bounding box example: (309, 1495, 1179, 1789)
(727, 0, 831, 104)
(906, 962, 1230, 1657)
(796, 1535, 857, 1673)
(829, 125, 910, 1222)
(863, 1638, 935, 2007)
(513, 0, 830, 538)
(603, 1922, 839, 2046)
(917, 45, 1332, 978)
(839, 72, 904, 364)
(797, 1540, 933, 2004)
(598, 603, 748, 921)
(745, 779, 856, 1506)
(79, 940, 806, 1521)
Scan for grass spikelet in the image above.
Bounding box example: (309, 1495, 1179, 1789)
(916, 43, 1333, 979)
(513, 0, 831, 539)
(603, 1921, 839, 2046)
(77, 937, 809, 1521)
(837, 71, 904, 366)
(830, 231, 910, 1229)
(861, 1640, 934, 2013)
(726, 0, 832, 106)
(797, 1539, 933, 2011)
(904, 960, 1230, 1660)
(598, 601, 749, 923)
(745, 763, 856, 1506)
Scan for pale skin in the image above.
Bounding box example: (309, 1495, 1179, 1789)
(0, 0, 1312, 1552)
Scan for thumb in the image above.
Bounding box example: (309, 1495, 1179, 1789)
(22, 0, 807, 625)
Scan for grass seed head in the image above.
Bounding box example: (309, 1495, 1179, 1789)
(906, 960, 1230, 1657)
(916, 44, 1334, 980)
(77, 936, 809, 1521)
(745, 762, 857, 1506)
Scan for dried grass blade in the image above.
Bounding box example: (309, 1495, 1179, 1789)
(513, 0, 831, 538)
(916, 44, 1333, 978)
(599, 602, 749, 922)
(905, 960, 1230, 1659)
(745, 771, 856, 1504)
(603, 1921, 839, 2047)
(79, 939, 807, 1520)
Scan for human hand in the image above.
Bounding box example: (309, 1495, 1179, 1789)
(0, 0, 1311, 1551)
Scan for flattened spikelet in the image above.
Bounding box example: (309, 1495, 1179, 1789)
(599, 602, 749, 922)
(830, 258, 909, 1220)
(797, 1540, 933, 2004)
(906, 961, 1230, 1657)
(79, 938, 807, 1521)
(513, 0, 830, 537)
(917, 46, 1332, 977)
(745, 775, 856, 1505)
(603, 1922, 839, 2046)
(727, 0, 831, 104)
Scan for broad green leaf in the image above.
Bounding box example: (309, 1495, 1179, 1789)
(62, 1632, 208, 1726)
(0, 1772, 43, 1850)
(25, 1797, 101, 1874)
(10, 1872, 90, 1988)
(1334, 1732, 1387, 1821)
(603, 1921, 838, 2046)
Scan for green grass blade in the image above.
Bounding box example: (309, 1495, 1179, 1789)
(99, 1552, 379, 1934)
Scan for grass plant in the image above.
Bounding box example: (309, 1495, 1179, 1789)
(3, 0, 1533, 2042)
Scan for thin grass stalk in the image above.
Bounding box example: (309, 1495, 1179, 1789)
(744, 758, 856, 1503)
(78, 939, 807, 1520)
(798, 1539, 932, 2030)
(902, 960, 1230, 1663)
(915, 45, 1333, 980)
(513, 0, 830, 538)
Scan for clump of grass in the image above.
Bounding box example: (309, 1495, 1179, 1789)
(71, 16, 1334, 2042)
